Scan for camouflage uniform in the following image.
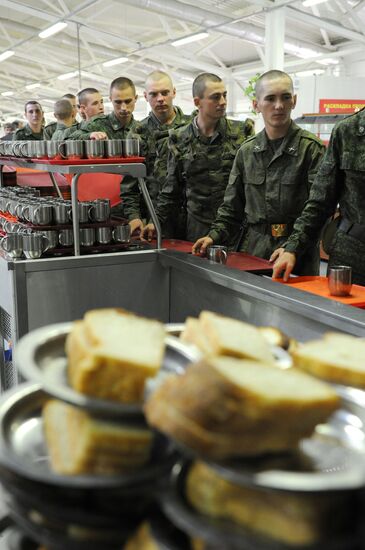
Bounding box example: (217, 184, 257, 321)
(62, 120, 88, 139)
(155, 116, 248, 242)
(66, 112, 137, 140)
(122, 106, 191, 222)
(208, 121, 325, 275)
(51, 122, 80, 141)
(284, 109, 365, 284)
(43, 121, 57, 140)
(13, 124, 43, 141)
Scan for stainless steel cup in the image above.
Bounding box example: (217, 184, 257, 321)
(85, 140, 105, 159)
(89, 199, 111, 223)
(22, 232, 49, 259)
(207, 245, 228, 264)
(58, 140, 84, 160)
(80, 227, 95, 247)
(69, 202, 90, 224)
(0, 233, 23, 258)
(33, 141, 48, 159)
(41, 230, 59, 249)
(96, 226, 112, 244)
(122, 139, 140, 157)
(328, 265, 352, 296)
(53, 202, 71, 225)
(59, 229, 74, 247)
(31, 203, 53, 225)
(112, 224, 131, 243)
(47, 140, 62, 160)
(105, 139, 123, 158)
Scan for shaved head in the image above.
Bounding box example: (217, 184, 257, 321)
(255, 70, 293, 100)
(145, 70, 173, 89)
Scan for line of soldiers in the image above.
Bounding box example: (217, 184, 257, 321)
(11, 69, 365, 284)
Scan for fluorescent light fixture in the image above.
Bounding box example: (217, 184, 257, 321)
(0, 50, 15, 63)
(296, 69, 325, 77)
(39, 22, 67, 39)
(285, 42, 321, 59)
(58, 71, 78, 80)
(103, 57, 128, 67)
(317, 58, 339, 65)
(25, 82, 41, 90)
(303, 0, 328, 6)
(172, 32, 209, 47)
(1, 91, 14, 97)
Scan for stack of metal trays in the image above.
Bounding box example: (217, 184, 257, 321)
(0, 323, 200, 550)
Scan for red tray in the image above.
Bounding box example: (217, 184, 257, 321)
(32, 156, 145, 165)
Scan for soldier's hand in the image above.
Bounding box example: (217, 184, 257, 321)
(129, 218, 144, 237)
(90, 132, 107, 140)
(142, 223, 155, 242)
(272, 252, 296, 282)
(192, 236, 213, 256)
(269, 247, 286, 263)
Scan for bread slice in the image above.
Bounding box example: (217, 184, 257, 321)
(186, 461, 351, 546)
(180, 317, 212, 356)
(66, 308, 166, 402)
(292, 332, 365, 388)
(199, 311, 275, 362)
(43, 400, 152, 475)
(258, 326, 290, 350)
(145, 357, 339, 458)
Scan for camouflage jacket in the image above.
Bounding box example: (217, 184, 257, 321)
(51, 122, 80, 141)
(62, 120, 88, 139)
(13, 124, 43, 141)
(66, 112, 137, 140)
(122, 106, 191, 221)
(208, 122, 325, 263)
(43, 121, 57, 140)
(285, 109, 365, 259)
(155, 117, 248, 241)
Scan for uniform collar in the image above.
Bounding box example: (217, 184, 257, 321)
(253, 121, 301, 156)
(108, 111, 134, 131)
(192, 116, 226, 142)
(149, 106, 182, 129)
(24, 124, 42, 137)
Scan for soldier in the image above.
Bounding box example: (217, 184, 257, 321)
(51, 99, 75, 140)
(13, 100, 44, 141)
(1, 122, 15, 141)
(66, 78, 138, 141)
(62, 87, 105, 140)
(143, 73, 249, 242)
(44, 93, 78, 140)
(192, 70, 325, 275)
(123, 70, 191, 235)
(272, 107, 365, 285)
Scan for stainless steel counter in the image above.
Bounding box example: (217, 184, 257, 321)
(1, 248, 365, 393)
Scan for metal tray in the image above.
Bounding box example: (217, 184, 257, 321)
(162, 460, 361, 550)
(0, 383, 177, 490)
(14, 322, 201, 419)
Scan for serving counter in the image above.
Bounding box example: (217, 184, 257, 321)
(1, 248, 365, 393)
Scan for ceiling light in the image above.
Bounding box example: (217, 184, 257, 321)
(58, 71, 78, 80)
(172, 32, 209, 47)
(103, 57, 128, 67)
(1, 91, 14, 97)
(0, 50, 15, 63)
(285, 42, 321, 59)
(39, 22, 67, 39)
(26, 83, 41, 90)
(296, 69, 325, 77)
(317, 58, 339, 65)
(302, 0, 328, 6)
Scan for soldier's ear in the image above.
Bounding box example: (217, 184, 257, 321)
(172, 87, 176, 98)
(143, 91, 148, 102)
(252, 99, 259, 113)
(193, 96, 200, 108)
(292, 94, 297, 109)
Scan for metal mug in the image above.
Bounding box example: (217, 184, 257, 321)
(69, 201, 91, 224)
(41, 230, 59, 249)
(80, 227, 95, 247)
(33, 141, 48, 159)
(53, 202, 71, 225)
(29, 203, 53, 225)
(122, 139, 140, 157)
(207, 245, 228, 265)
(96, 226, 112, 244)
(58, 140, 84, 160)
(85, 140, 105, 159)
(22, 231, 49, 259)
(328, 265, 352, 296)
(105, 139, 123, 158)
(112, 224, 131, 243)
(0, 233, 23, 258)
(59, 229, 74, 247)
(89, 199, 111, 223)
(47, 140, 62, 160)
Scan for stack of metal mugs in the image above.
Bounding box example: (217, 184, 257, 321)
(0, 138, 140, 160)
(0, 187, 131, 259)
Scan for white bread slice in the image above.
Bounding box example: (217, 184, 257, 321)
(198, 311, 275, 363)
(292, 332, 365, 388)
(186, 461, 350, 546)
(43, 400, 152, 475)
(258, 326, 290, 350)
(180, 317, 212, 356)
(66, 308, 166, 402)
(145, 357, 339, 458)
